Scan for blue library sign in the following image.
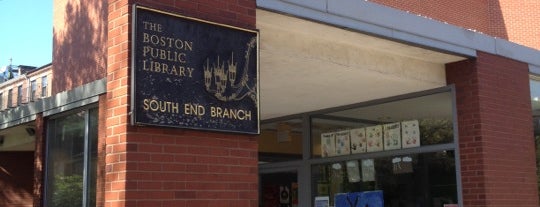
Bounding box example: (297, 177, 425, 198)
(131, 5, 259, 134)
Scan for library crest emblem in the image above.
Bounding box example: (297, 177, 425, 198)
(203, 37, 257, 103)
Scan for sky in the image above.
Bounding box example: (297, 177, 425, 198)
(0, 0, 52, 68)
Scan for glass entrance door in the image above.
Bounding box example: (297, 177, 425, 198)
(258, 118, 305, 207)
(260, 171, 298, 207)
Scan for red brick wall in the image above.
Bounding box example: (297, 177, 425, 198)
(492, 1, 540, 50)
(105, 1, 258, 207)
(52, 0, 108, 94)
(0, 152, 34, 207)
(105, 129, 258, 207)
(369, 1, 491, 35)
(371, 0, 540, 50)
(446, 52, 539, 206)
(134, 0, 256, 30)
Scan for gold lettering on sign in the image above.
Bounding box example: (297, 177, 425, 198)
(142, 33, 193, 51)
(142, 21, 163, 32)
(184, 103, 206, 116)
(139, 21, 196, 79)
(210, 106, 252, 121)
(142, 46, 187, 63)
(143, 99, 180, 114)
(142, 59, 194, 77)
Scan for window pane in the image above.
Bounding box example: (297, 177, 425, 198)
(8, 89, 12, 107)
(45, 111, 86, 207)
(259, 119, 303, 163)
(311, 151, 458, 206)
(536, 132, 540, 202)
(17, 85, 22, 105)
(312, 92, 453, 158)
(530, 77, 540, 202)
(31, 80, 37, 101)
(42, 76, 48, 97)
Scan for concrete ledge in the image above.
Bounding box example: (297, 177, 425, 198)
(530, 65, 540, 75)
(0, 78, 106, 129)
(495, 39, 540, 67)
(282, 0, 326, 12)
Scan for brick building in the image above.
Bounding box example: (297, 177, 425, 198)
(1, 0, 540, 207)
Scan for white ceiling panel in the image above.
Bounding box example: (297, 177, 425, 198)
(257, 10, 466, 119)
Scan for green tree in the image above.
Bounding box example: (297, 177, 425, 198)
(52, 174, 83, 207)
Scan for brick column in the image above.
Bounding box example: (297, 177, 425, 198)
(33, 113, 45, 207)
(446, 52, 539, 207)
(105, 0, 131, 206)
(96, 94, 107, 207)
(106, 1, 258, 207)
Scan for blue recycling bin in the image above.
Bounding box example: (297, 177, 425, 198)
(334, 191, 383, 207)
